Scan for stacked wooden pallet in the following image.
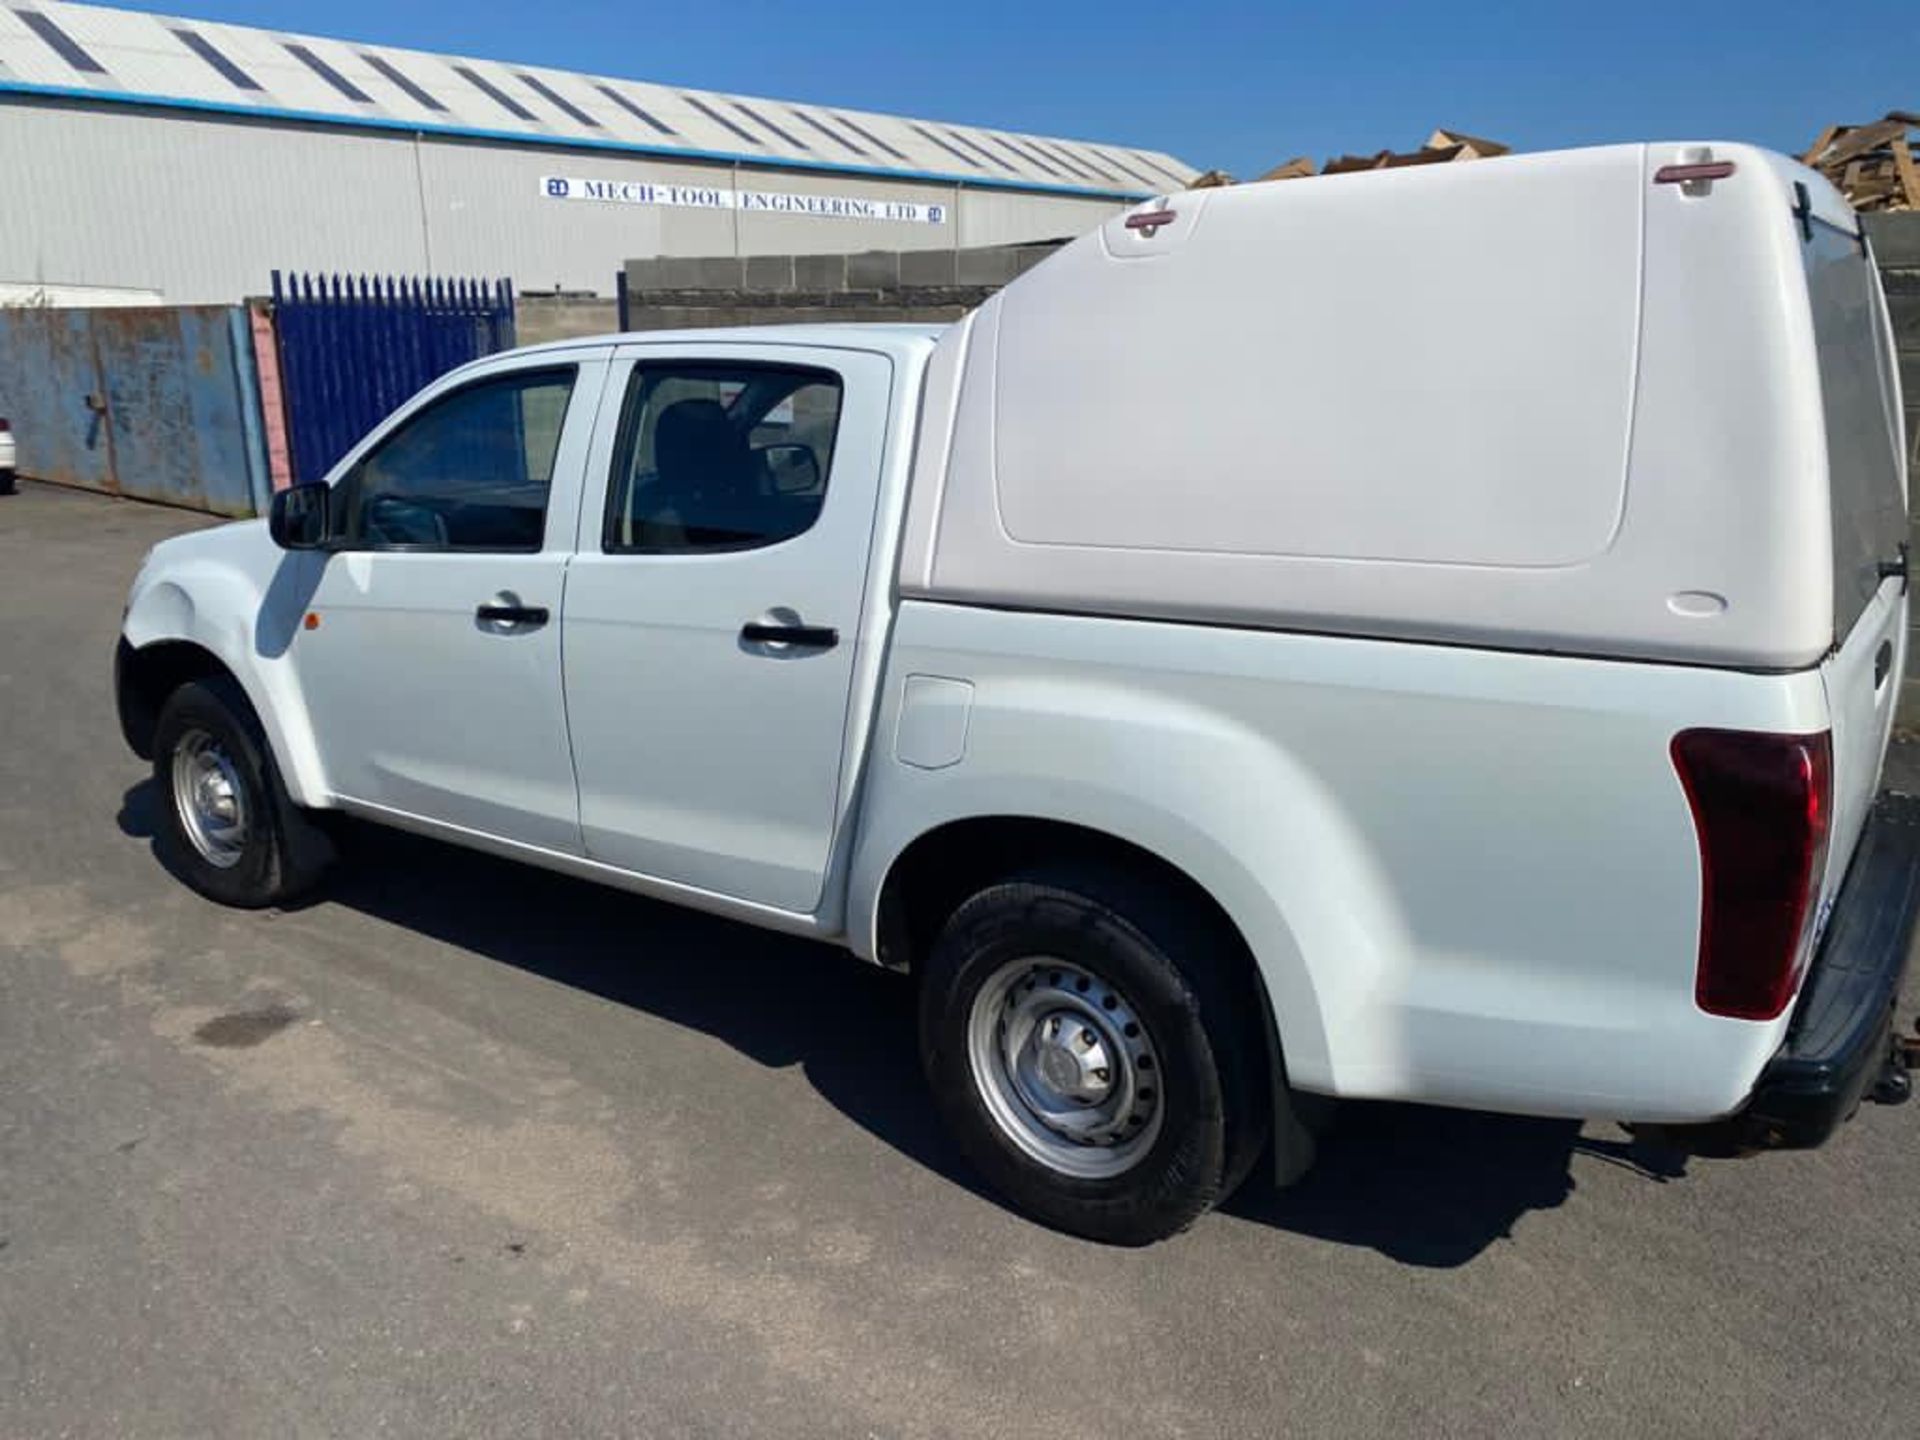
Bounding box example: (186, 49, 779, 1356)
(1802, 114, 1920, 211)
(1188, 130, 1509, 189)
(1318, 129, 1510, 177)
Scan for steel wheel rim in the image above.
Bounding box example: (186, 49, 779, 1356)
(966, 957, 1165, 1179)
(171, 728, 250, 869)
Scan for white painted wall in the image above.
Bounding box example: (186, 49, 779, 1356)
(0, 97, 1127, 301)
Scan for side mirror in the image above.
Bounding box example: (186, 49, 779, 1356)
(760, 443, 821, 495)
(269, 482, 331, 550)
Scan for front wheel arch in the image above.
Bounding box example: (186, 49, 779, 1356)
(148, 674, 333, 906)
(117, 638, 235, 760)
(116, 631, 326, 809)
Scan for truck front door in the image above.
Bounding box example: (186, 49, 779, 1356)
(294, 357, 602, 853)
(562, 344, 894, 913)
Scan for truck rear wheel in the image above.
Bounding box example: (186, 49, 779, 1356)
(919, 863, 1268, 1245)
(151, 677, 332, 909)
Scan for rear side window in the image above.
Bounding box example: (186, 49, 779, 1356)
(603, 363, 843, 553)
(1804, 222, 1907, 639)
(337, 367, 575, 551)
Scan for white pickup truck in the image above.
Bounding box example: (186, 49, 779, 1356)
(118, 142, 1918, 1244)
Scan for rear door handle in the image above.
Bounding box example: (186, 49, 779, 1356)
(476, 602, 549, 629)
(740, 622, 838, 650)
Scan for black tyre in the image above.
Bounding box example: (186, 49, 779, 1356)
(151, 676, 331, 908)
(0, 470, 15, 496)
(919, 863, 1269, 1245)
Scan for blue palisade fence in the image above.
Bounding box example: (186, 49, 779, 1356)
(271, 271, 516, 483)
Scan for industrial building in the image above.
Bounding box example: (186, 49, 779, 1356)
(0, 1, 1200, 304)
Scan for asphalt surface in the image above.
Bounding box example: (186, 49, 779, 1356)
(3, 478, 1918, 1439)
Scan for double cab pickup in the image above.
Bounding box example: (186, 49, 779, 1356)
(119, 142, 1918, 1243)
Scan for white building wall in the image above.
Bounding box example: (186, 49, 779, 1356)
(0, 97, 1131, 303)
(957, 189, 1144, 248)
(728, 168, 962, 256)
(0, 100, 429, 301)
(414, 137, 680, 286)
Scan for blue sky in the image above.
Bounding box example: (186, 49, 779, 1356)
(111, 0, 1917, 176)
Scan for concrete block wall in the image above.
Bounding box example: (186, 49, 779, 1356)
(621, 241, 1062, 330)
(1864, 214, 1920, 732)
(514, 295, 620, 346)
(513, 241, 1063, 345)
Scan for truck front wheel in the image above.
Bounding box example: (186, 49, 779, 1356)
(151, 677, 332, 909)
(919, 863, 1268, 1245)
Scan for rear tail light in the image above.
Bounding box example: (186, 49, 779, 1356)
(0, 418, 11, 432)
(1671, 729, 1832, 1021)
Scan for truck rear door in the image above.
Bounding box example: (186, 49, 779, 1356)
(1805, 212, 1910, 902)
(560, 343, 895, 914)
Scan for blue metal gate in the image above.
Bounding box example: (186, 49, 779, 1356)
(0, 305, 269, 515)
(272, 272, 516, 483)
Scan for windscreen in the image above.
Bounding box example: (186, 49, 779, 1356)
(1804, 221, 1907, 640)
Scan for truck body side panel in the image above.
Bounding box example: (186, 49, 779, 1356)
(850, 600, 1833, 1123)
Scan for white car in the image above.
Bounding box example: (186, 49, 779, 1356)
(0, 416, 15, 492)
(115, 142, 1916, 1244)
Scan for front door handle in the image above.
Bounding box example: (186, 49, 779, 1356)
(740, 621, 838, 650)
(476, 602, 549, 629)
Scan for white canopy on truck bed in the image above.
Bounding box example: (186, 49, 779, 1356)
(898, 142, 1908, 670)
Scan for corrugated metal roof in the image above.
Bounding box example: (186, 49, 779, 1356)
(0, 2, 1197, 199)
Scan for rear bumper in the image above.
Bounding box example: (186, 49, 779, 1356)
(1733, 790, 1920, 1148)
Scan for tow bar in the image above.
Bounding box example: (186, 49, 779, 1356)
(1873, 1022, 1920, 1105)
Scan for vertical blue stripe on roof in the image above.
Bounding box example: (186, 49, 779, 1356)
(1091, 146, 1162, 188)
(1060, 144, 1124, 183)
(520, 72, 598, 128)
(942, 128, 1012, 171)
(15, 8, 105, 73)
(833, 112, 911, 163)
(910, 124, 980, 168)
(454, 63, 536, 121)
(974, 132, 1041, 175)
(1010, 137, 1070, 178)
(283, 43, 372, 103)
(361, 52, 444, 111)
(172, 28, 259, 92)
(1127, 150, 1188, 186)
(1032, 139, 1100, 181)
(790, 108, 865, 156)
(682, 93, 760, 145)
(733, 100, 807, 150)
(595, 83, 675, 136)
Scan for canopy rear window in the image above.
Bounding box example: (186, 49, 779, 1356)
(1803, 219, 1907, 639)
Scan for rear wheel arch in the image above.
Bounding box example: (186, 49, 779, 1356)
(873, 816, 1318, 1187)
(873, 817, 1241, 975)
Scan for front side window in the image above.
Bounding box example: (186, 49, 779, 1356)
(604, 363, 843, 553)
(338, 367, 575, 551)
